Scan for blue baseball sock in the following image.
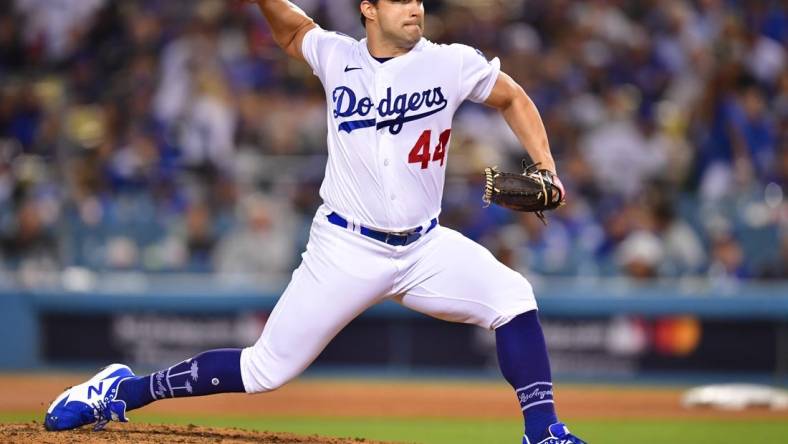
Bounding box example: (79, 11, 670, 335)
(116, 348, 246, 411)
(496, 310, 558, 444)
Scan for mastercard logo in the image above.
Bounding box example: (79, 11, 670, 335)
(653, 316, 702, 356)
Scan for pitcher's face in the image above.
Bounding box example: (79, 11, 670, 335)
(372, 0, 425, 49)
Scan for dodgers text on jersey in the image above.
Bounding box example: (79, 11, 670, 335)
(332, 85, 448, 135)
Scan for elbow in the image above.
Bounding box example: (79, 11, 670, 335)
(491, 77, 528, 112)
(511, 83, 530, 108)
(486, 72, 531, 112)
(278, 20, 315, 58)
(500, 87, 529, 114)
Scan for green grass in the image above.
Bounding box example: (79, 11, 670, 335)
(4, 412, 788, 443)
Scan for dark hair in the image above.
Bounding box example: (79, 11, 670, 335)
(360, 0, 379, 27)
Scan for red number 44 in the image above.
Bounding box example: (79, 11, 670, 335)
(408, 129, 452, 170)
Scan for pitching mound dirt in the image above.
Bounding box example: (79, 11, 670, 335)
(0, 422, 393, 444)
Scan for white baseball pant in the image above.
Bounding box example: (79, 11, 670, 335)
(240, 205, 537, 392)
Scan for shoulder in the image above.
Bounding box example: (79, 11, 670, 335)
(419, 41, 490, 61)
(410, 39, 469, 60)
(447, 43, 490, 61)
(416, 39, 454, 54)
(305, 27, 360, 48)
(302, 27, 362, 67)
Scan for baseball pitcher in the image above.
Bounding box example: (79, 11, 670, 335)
(44, 2, 585, 443)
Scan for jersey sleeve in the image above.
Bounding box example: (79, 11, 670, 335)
(301, 26, 353, 81)
(455, 44, 501, 103)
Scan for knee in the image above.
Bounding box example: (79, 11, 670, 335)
(260, 372, 291, 392)
(489, 293, 538, 330)
(239, 346, 294, 393)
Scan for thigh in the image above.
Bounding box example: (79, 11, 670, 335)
(394, 227, 537, 330)
(241, 213, 395, 392)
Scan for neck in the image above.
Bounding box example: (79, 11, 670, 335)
(365, 30, 416, 58)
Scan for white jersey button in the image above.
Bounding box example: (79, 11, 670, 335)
(390, 194, 397, 201)
(384, 159, 390, 166)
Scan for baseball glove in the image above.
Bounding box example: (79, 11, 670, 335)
(483, 161, 565, 224)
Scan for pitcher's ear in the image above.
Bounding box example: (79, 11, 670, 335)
(360, 1, 378, 25)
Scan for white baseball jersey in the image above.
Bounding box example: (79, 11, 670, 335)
(301, 27, 501, 231)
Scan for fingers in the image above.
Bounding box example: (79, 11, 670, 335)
(547, 172, 566, 205)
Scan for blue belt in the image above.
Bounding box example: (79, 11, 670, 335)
(327, 212, 438, 247)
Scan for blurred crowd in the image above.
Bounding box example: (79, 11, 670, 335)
(0, 0, 786, 288)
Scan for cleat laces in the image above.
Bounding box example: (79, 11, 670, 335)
(92, 399, 110, 431)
